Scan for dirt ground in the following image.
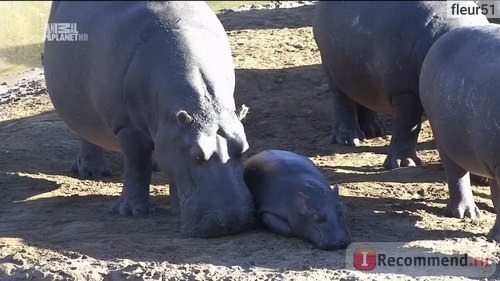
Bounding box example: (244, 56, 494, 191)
(0, 2, 498, 280)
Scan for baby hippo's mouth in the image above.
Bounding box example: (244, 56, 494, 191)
(311, 226, 352, 251)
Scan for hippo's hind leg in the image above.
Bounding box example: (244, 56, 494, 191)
(383, 92, 423, 169)
(323, 64, 365, 146)
(438, 142, 480, 219)
(110, 127, 155, 217)
(488, 167, 500, 241)
(71, 138, 111, 178)
(357, 105, 388, 139)
(261, 212, 294, 237)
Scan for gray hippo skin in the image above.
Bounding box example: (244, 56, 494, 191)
(243, 150, 351, 250)
(43, 1, 254, 237)
(420, 25, 500, 239)
(313, 1, 488, 169)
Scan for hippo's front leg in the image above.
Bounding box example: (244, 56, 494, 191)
(261, 212, 294, 237)
(71, 138, 111, 178)
(488, 168, 500, 241)
(383, 92, 423, 169)
(438, 142, 480, 219)
(110, 127, 155, 216)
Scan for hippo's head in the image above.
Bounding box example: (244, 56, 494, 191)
(154, 104, 255, 237)
(289, 184, 351, 250)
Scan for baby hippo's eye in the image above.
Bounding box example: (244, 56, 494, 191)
(312, 212, 326, 223)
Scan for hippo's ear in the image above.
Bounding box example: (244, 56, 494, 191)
(330, 184, 339, 196)
(177, 110, 194, 126)
(296, 192, 311, 214)
(237, 104, 249, 121)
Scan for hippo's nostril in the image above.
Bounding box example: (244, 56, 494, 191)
(215, 211, 225, 226)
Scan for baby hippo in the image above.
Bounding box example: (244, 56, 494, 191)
(243, 150, 351, 250)
(420, 25, 500, 241)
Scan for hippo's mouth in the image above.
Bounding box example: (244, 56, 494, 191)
(173, 162, 256, 237)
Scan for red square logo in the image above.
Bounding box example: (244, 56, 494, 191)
(353, 248, 376, 270)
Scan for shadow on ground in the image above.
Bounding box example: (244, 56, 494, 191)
(0, 181, 482, 270)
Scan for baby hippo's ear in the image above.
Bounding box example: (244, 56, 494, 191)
(330, 184, 340, 196)
(296, 191, 311, 215)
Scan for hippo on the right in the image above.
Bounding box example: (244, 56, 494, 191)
(420, 24, 500, 241)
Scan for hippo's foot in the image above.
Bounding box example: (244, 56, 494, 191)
(71, 158, 111, 178)
(357, 106, 388, 139)
(109, 196, 156, 217)
(444, 201, 481, 220)
(385, 92, 422, 169)
(332, 125, 366, 147)
(359, 115, 388, 139)
(383, 149, 422, 169)
(72, 138, 111, 178)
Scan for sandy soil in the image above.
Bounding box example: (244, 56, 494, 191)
(0, 2, 498, 280)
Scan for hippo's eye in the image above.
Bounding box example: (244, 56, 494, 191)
(312, 213, 326, 223)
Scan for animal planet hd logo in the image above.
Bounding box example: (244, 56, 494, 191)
(45, 23, 88, 42)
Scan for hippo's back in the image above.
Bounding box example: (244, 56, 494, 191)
(44, 2, 231, 151)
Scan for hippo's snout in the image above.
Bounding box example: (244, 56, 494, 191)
(181, 206, 255, 238)
(312, 227, 351, 250)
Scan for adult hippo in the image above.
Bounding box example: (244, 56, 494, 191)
(313, 1, 488, 169)
(244, 150, 351, 250)
(43, 1, 254, 237)
(420, 25, 500, 239)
